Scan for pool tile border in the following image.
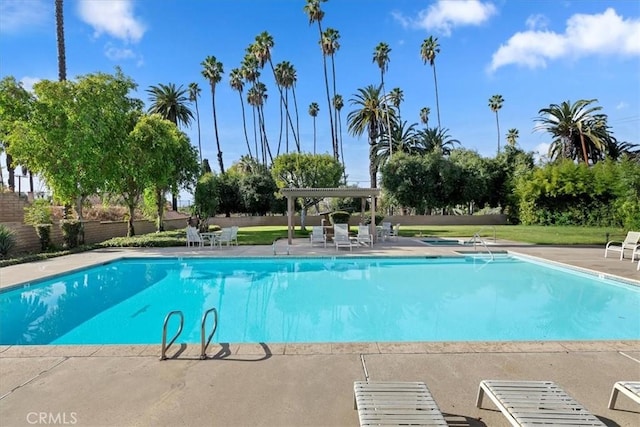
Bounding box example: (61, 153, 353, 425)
(1, 340, 637, 359)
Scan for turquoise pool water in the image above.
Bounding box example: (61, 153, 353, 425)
(1, 256, 638, 345)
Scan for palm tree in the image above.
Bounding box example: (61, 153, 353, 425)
(376, 120, 422, 168)
(321, 27, 340, 160)
(241, 53, 261, 162)
(389, 87, 404, 122)
(420, 36, 441, 129)
(308, 102, 320, 154)
(373, 42, 393, 156)
(333, 94, 345, 175)
(146, 83, 194, 127)
(276, 61, 301, 152)
(252, 32, 299, 152)
(248, 82, 271, 165)
(346, 84, 394, 188)
(535, 99, 612, 164)
(418, 127, 460, 156)
(146, 83, 194, 211)
(420, 107, 430, 126)
(489, 94, 504, 154)
(304, 0, 336, 160)
(229, 67, 253, 159)
(188, 82, 203, 165)
(55, 0, 66, 81)
(201, 55, 225, 173)
(506, 128, 519, 147)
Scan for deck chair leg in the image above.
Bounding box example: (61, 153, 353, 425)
(475, 386, 486, 408)
(608, 387, 619, 409)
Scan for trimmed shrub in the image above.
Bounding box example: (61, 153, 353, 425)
(60, 220, 82, 249)
(362, 213, 385, 225)
(329, 210, 351, 224)
(0, 225, 16, 258)
(35, 224, 52, 251)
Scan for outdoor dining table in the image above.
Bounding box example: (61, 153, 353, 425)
(200, 231, 222, 248)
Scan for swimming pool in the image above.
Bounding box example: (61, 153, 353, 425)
(1, 256, 638, 345)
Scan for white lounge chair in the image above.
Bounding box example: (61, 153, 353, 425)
(604, 231, 640, 260)
(309, 225, 326, 248)
(186, 226, 204, 248)
(608, 381, 640, 409)
(229, 225, 239, 246)
(379, 222, 392, 241)
(214, 227, 234, 248)
(354, 381, 447, 426)
(333, 223, 354, 251)
(476, 380, 605, 426)
(388, 223, 400, 241)
(356, 225, 373, 247)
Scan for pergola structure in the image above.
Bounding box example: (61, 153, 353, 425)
(280, 187, 382, 244)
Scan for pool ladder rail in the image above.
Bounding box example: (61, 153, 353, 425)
(160, 307, 218, 361)
(468, 231, 494, 262)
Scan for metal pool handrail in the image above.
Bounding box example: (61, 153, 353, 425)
(200, 307, 218, 360)
(160, 310, 184, 360)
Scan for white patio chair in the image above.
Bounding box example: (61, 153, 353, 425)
(356, 225, 373, 247)
(333, 223, 354, 251)
(605, 231, 640, 260)
(388, 223, 400, 241)
(608, 381, 640, 409)
(379, 222, 392, 241)
(214, 227, 234, 248)
(229, 225, 239, 246)
(186, 226, 204, 248)
(309, 225, 326, 248)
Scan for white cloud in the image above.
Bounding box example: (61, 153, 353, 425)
(77, 0, 145, 43)
(616, 101, 628, 110)
(393, 0, 497, 36)
(533, 142, 550, 164)
(20, 76, 41, 92)
(0, 0, 49, 34)
(489, 8, 640, 72)
(525, 14, 549, 31)
(104, 44, 135, 61)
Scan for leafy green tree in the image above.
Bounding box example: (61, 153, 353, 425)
(420, 36, 441, 129)
(7, 70, 138, 223)
(486, 144, 535, 218)
(128, 114, 198, 232)
(488, 94, 504, 154)
(271, 152, 344, 229)
(240, 170, 278, 215)
(216, 172, 243, 217)
(347, 84, 394, 188)
(193, 172, 219, 224)
(449, 149, 491, 213)
(202, 55, 225, 173)
(535, 99, 614, 165)
(0, 76, 34, 192)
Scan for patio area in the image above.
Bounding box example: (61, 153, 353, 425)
(1, 238, 638, 426)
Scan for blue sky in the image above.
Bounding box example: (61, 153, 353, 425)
(1, 0, 639, 192)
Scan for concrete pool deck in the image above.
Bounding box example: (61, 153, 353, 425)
(1, 238, 639, 426)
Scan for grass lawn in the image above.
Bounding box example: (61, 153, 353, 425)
(2, 224, 625, 267)
(241, 224, 623, 246)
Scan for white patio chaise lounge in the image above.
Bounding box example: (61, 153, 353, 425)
(309, 225, 326, 248)
(356, 225, 373, 247)
(608, 381, 640, 409)
(354, 381, 447, 426)
(476, 380, 605, 426)
(604, 231, 640, 260)
(333, 223, 354, 251)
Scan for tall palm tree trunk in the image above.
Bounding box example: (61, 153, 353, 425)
(211, 86, 225, 173)
(252, 105, 259, 163)
(368, 142, 377, 189)
(432, 65, 441, 129)
(495, 111, 501, 154)
(269, 61, 299, 149)
(55, 0, 66, 81)
(285, 90, 290, 153)
(330, 53, 339, 161)
(259, 106, 272, 164)
(277, 96, 284, 155)
(313, 117, 317, 154)
(317, 22, 336, 158)
(338, 111, 346, 182)
(239, 92, 252, 158)
(195, 97, 202, 164)
(381, 72, 392, 157)
(292, 87, 301, 152)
